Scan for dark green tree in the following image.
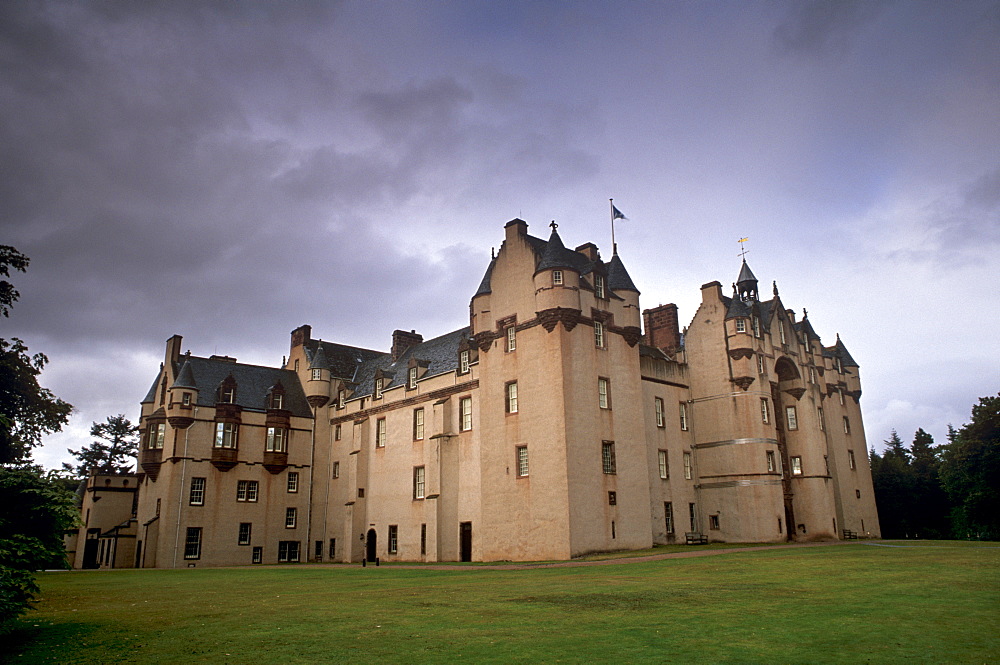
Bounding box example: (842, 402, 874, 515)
(63, 415, 139, 479)
(0, 246, 72, 464)
(871, 430, 916, 538)
(908, 428, 951, 538)
(939, 394, 1000, 540)
(0, 466, 79, 627)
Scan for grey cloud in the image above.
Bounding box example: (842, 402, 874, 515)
(773, 0, 892, 55)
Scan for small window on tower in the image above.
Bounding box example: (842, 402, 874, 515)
(553, 270, 563, 285)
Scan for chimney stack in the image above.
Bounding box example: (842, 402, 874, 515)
(392, 329, 423, 361)
(643, 304, 680, 355)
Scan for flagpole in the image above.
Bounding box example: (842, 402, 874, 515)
(610, 198, 616, 255)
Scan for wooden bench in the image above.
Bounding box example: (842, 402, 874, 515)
(685, 532, 709, 545)
(842, 529, 858, 540)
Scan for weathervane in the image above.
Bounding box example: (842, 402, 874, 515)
(738, 237, 750, 260)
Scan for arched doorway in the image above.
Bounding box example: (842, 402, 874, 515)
(366, 528, 378, 562)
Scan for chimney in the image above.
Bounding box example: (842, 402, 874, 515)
(165, 334, 183, 366)
(291, 324, 312, 348)
(700, 280, 723, 303)
(575, 243, 600, 262)
(391, 329, 423, 361)
(504, 218, 528, 243)
(643, 304, 680, 355)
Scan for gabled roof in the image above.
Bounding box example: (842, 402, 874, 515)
(794, 317, 822, 342)
(350, 327, 471, 398)
(304, 340, 383, 382)
(474, 258, 496, 297)
(826, 336, 859, 367)
(144, 356, 311, 417)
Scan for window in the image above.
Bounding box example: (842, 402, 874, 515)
(856, 489, 861, 499)
(285, 507, 297, 529)
(506, 381, 518, 413)
(329, 538, 336, 559)
(335, 423, 342, 440)
(658, 450, 668, 479)
(608, 491, 617, 506)
(294, 359, 300, 372)
(785, 406, 798, 430)
(753, 316, 761, 338)
(594, 320, 605, 348)
(420, 525, 426, 555)
(516, 445, 529, 477)
(287, 471, 299, 493)
(506, 325, 516, 352)
(252, 546, 263, 564)
(311, 368, 322, 381)
(839, 389, 845, 405)
(760, 398, 770, 424)
(679, 402, 689, 431)
(332, 461, 340, 479)
(460, 396, 472, 431)
(818, 407, 825, 431)
(215, 422, 238, 449)
(388, 525, 398, 554)
(413, 466, 425, 499)
(236, 480, 259, 502)
(598, 378, 610, 409)
(709, 515, 720, 530)
(595, 274, 606, 299)
(338, 390, 346, 409)
(683, 452, 692, 480)
(277, 541, 300, 562)
(182, 392, 192, 406)
(553, 270, 563, 285)
(357, 488, 364, 498)
(238, 522, 252, 546)
(271, 392, 283, 410)
(848, 449, 856, 470)
(664, 502, 674, 534)
(376, 418, 386, 448)
(809, 367, 816, 384)
(836, 357, 843, 373)
(780, 322, 787, 345)
(375, 378, 384, 399)
(766, 450, 776, 472)
(689, 503, 697, 532)
(843, 416, 851, 434)
(758, 355, 765, 375)
(408, 367, 418, 389)
(148, 423, 165, 449)
(602, 441, 617, 474)
(735, 319, 746, 333)
(655, 398, 665, 427)
(460, 350, 470, 374)
(184, 527, 202, 560)
(266, 427, 287, 453)
(413, 408, 425, 440)
(315, 540, 323, 560)
(220, 385, 235, 403)
(189, 477, 205, 506)
(824, 455, 830, 475)
(790, 456, 803, 476)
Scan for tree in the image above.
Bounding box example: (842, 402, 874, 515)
(908, 428, 950, 539)
(871, 430, 916, 538)
(939, 394, 1000, 540)
(0, 246, 72, 464)
(63, 415, 139, 479)
(0, 466, 79, 627)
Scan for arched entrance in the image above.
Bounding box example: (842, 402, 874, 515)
(771, 357, 802, 542)
(366, 528, 378, 562)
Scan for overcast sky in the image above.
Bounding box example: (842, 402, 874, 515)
(3, 0, 998, 470)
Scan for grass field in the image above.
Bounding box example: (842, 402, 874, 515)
(4, 541, 998, 664)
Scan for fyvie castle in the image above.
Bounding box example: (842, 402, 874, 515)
(69, 218, 881, 569)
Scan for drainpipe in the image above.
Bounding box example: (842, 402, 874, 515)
(171, 412, 194, 568)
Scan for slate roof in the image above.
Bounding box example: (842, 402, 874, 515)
(304, 340, 383, 382)
(725, 295, 751, 320)
(794, 317, 822, 342)
(474, 258, 496, 296)
(737, 259, 757, 285)
(143, 355, 311, 417)
(607, 253, 639, 293)
(536, 230, 590, 273)
(825, 336, 860, 367)
(350, 327, 472, 398)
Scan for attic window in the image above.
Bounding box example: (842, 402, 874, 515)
(271, 392, 284, 410)
(408, 367, 418, 390)
(338, 389, 346, 409)
(375, 378, 384, 399)
(595, 275, 606, 299)
(219, 383, 236, 404)
(459, 350, 470, 374)
(553, 270, 563, 285)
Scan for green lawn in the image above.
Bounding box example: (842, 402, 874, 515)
(4, 542, 998, 664)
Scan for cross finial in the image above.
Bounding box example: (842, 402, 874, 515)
(549, 220, 558, 232)
(738, 237, 750, 260)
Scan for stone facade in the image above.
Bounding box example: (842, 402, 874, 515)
(107, 218, 879, 568)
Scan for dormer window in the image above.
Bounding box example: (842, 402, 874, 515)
(735, 319, 746, 334)
(595, 274, 606, 299)
(408, 367, 418, 389)
(219, 386, 235, 404)
(271, 392, 284, 410)
(553, 270, 563, 285)
(311, 368, 322, 381)
(375, 378, 384, 399)
(338, 389, 346, 409)
(836, 357, 843, 373)
(460, 350, 470, 374)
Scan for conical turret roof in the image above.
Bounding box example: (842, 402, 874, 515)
(607, 253, 639, 293)
(171, 358, 197, 389)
